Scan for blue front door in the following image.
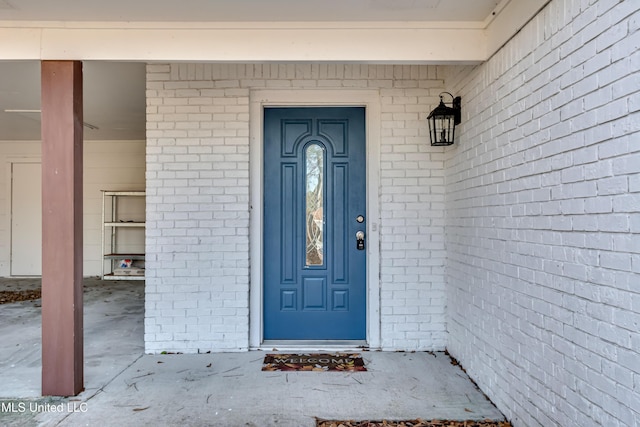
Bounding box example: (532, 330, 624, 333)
(264, 107, 366, 340)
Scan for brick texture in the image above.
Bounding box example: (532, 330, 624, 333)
(145, 64, 448, 353)
(444, 0, 640, 426)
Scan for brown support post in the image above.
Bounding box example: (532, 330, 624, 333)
(41, 61, 84, 396)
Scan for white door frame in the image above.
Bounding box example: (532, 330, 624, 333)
(249, 89, 381, 349)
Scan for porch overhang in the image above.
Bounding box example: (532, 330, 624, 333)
(0, 0, 549, 63)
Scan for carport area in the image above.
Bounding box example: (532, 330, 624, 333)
(0, 278, 506, 426)
(0, 278, 144, 398)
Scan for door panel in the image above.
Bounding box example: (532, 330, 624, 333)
(264, 107, 366, 340)
(11, 162, 42, 276)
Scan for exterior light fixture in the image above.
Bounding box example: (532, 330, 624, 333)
(427, 92, 461, 146)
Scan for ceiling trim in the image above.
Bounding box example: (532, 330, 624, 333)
(0, 26, 488, 63)
(486, 0, 552, 58)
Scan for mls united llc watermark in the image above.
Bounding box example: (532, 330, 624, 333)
(1, 401, 88, 413)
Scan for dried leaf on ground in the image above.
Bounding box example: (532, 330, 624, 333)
(317, 419, 512, 427)
(0, 290, 42, 304)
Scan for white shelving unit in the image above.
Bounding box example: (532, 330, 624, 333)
(101, 191, 145, 280)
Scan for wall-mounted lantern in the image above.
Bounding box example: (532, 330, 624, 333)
(427, 92, 461, 146)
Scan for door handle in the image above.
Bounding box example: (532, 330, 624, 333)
(355, 231, 365, 250)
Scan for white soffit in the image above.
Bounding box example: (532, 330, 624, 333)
(0, 0, 550, 62)
(0, 0, 504, 23)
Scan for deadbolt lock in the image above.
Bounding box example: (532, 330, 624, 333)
(356, 230, 365, 250)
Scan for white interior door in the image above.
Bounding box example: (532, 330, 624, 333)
(11, 162, 42, 276)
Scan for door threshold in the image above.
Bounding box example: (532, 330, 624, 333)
(257, 340, 368, 352)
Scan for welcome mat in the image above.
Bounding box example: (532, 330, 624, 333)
(262, 353, 367, 372)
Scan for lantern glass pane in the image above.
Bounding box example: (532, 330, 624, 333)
(430, 114, 455, 146)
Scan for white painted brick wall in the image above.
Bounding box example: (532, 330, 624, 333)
(145, 63, 448, 353)
(145, 66, 251, 352)
(444, 0, 640, 426)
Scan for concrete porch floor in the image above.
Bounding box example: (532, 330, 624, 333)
(0, 278, 506, 426)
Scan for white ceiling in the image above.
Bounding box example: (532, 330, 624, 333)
(0, 0, 501, 22)
(0, 0, 506, 141)
(0, 61, 146, 141)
